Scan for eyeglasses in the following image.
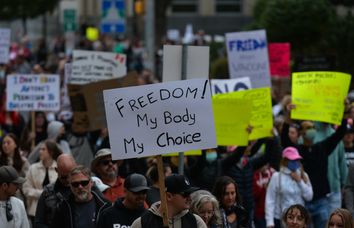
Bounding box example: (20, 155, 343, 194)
(6, 200, 13, 221)
(70, 180, 90, 188)
(99, 160, 117, 166)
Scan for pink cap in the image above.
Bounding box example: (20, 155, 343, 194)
(282, 147, 302, 160)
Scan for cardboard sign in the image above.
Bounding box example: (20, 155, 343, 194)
(162, 45, 209, 82)
(70, 50, 127, 84)
(225, 30, 271, 88)
(268, 43, 290, 77)
(291, 71, 351, 125)
(0, 28, 10, 64)
(103, 78, 217, 160)
(6, 74, 60, 111)
(210, 77, 251, 95)
(68, 72, 139, 132)
(212, 94, 252, 146)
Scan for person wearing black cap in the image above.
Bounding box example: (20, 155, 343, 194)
(97, 173, 149, 228)
(0, 165, 30, 228)
(131, 174, 207, 228)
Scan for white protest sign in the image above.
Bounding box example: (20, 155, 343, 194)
(162, 45, 209, 82)
(6, 74, 60, 111)
(0, 28, 11, 64)
(103, 78, 216, 160)
(225, 29, 271, 88)
(70, 50, 127, 84)
(211, 77, 252, 95)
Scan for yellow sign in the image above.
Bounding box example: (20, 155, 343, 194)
(291, 72, 351, 125)
(212, 94, 251, 146)
(163, 150, 202, 156)
(86, 27, 99, 41)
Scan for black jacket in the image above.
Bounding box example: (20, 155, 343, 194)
(97, 198, 147, 228)
(34, 179, 71, 228)
(50, 190, 111, 228)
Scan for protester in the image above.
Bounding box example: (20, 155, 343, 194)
(212, 175, 248, 228)
(282, 204, 311, 228)
(282, 102, 349, 228)
(97, 173, 150, 228)
(327, 208, 354, 228)
(345, 164, 354, 217)
(131, 174, 207, 228)
(344, 128, 354, 166)
(0, 133, 29, 177)
(190, 190, 222, 228)
(51, 165, 111, 228)
(28, 120, 71, 164)
(0, 166, 30, 228)
(253, 164, 275, 228)
(22, 140, 62, 223)
(91, 148, 125, 202)
(20, 111, 48, 156)
(34, 154, 76, 228)
(265, 147, 313, 228)
(146, 163, 172, 206)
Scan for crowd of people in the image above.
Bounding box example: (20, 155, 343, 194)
(1, 33, 354, 228)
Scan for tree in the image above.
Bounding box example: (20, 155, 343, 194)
(0, 0, 59, 35)
(253, 0, 336, 54)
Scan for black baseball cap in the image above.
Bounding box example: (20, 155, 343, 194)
(165, 174, 199, 194)
(124, 173, 150, 193)
(0, 166, 25, 184)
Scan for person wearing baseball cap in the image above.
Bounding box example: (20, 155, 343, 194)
(91, 148, 125, 202)
(0, 165, 29, 228)
(97, 173, 149, 228)
(265, 147, 313, 228)
(131, 174, 207, 228)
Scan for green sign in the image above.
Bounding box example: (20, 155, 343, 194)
(64, 9, 77, 32)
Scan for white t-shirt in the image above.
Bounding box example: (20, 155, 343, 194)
(0, 197, 30, 228)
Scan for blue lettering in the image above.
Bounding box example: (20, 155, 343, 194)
(229, 39, 267, 52)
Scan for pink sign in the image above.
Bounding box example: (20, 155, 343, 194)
(268, 43, 290, 77)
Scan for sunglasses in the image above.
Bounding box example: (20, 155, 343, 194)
(6, 200, 13, 221)
(99, 160, 117, 166)
(70, 180, 90, 188)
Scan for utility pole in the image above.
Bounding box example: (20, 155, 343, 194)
(145, 0, 155, 75)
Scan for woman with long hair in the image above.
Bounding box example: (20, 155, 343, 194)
(0, 133, 29, 177)
(213, 176, 248, 228)
(23, 139, 62, 222)
(190, 190, 222, 228)
(327, 208, 354, 228)
(265, 147, 313, 228)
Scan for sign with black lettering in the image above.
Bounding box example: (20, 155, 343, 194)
(103, 78, 216, 160)
(70, 50, 127, 84)
(225, 29, 271, 88)
(210, 77, 251, 95)
(6, 74, 60, 111)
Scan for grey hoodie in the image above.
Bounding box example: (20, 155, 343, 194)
(131, 201, 207, 228)
(28, 121, 71, 164)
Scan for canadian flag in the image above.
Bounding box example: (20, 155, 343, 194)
(115, 54, 125, 64)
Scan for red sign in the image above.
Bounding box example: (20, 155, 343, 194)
(268, 43, 290, 77)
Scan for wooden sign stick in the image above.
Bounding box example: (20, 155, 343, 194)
(156, 155, 169, 227)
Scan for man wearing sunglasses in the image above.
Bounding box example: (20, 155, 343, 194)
(97, 173, 150, 228)
(51, 165, 111, 228)
(91, 148, 125, 202)
(131, 174, 207, 228)
(34, 154, 76, 228)
(0, 165, 29, 228)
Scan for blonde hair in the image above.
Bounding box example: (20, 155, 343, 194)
(327, 208, 354, 228)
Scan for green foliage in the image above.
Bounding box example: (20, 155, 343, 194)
(210, 57, 229, 79)
(255, 0, 336, 54)
(0, 0, 59, 20)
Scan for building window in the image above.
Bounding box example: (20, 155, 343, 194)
(171, 0, 198, 13)
(216, 0, 241, 13)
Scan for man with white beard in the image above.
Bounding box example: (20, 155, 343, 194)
(50, 166, 111, 228)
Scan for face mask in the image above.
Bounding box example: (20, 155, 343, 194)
(206, 151, 217, 163)
(304, 128, 317, 142)
(287, 160, 300, 172)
